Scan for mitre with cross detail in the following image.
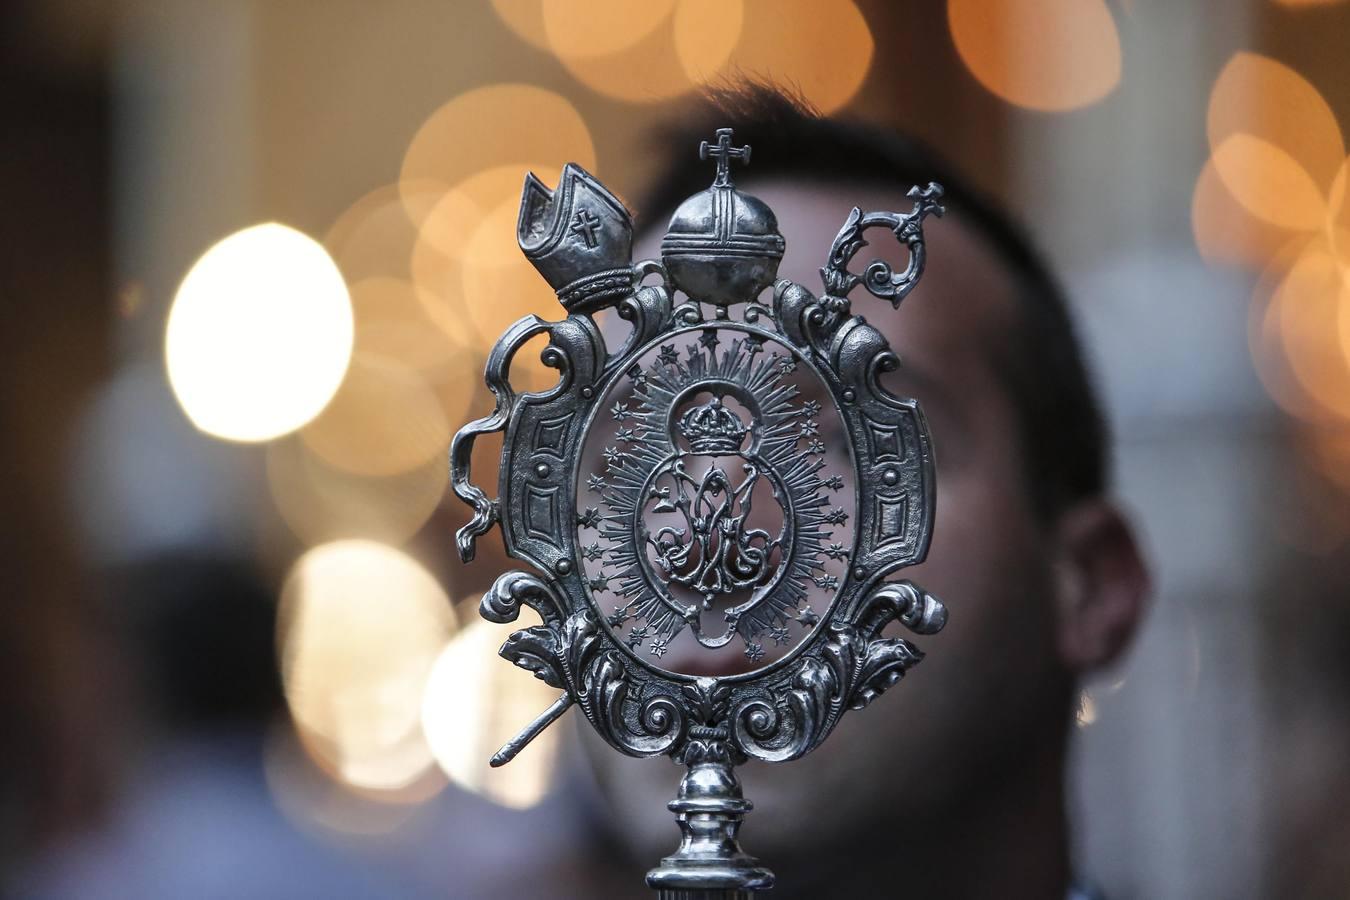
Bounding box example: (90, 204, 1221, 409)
(516, 162, 634, 314)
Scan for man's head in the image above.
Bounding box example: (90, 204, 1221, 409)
(576, 87, 1150, 880)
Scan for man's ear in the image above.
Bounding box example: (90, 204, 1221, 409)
(1050, 499, 1151, 673)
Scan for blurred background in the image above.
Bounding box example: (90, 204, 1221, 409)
(4, 1, 1350, 897)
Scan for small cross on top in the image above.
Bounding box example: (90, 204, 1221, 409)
(700, 127, 751, 187)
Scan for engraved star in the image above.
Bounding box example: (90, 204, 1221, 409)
(626, 364, 648, 389)
(824, 542, 850, 560)
(603, 446, 626, 469)
(802, 400, 822, 417)
(776, 355, 796, 375)
(800, 419, 819, 438)
(649, 638, 668, 659)
(611, 402, 630, 422)
(586, 473, 606, 492)
(615, 427, 638, 443)
(582, 542, 605, 561)
(796, 606, 820, 627)
(813, 574, 839, 591)
(824, 507, 849, 525)
(745, 334, 765, 354)
(806, 439, 826, 455)
(699, 329, 720, 350)
(626, 626, 649, 649)
(608, 606, 631, 628)
(589, 574, 611, 593)
(578, 507, 602, 529)
(768, 626, 791, 646)
(658, 344, 679, 366)
(744, 642, 765, 662)
(823, 474, 845, 491)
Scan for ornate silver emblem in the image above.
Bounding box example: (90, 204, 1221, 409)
(450, 127, 947, 897)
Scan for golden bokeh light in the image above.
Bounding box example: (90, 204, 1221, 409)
(672, 0, 746, 85)
(1207, 52, 1345, 195)
(458, 194, 559, 340)
(542, 0, 675, 58)
(1250, 237, 1350, 423)
(324, 181, 446, 285)
(165, 223, 353, 443)
(409, 165, 559, 393)
(399, 84, 595, 221)
(948, 0, 1121, 112)
(1192, 156, 1303, 269)
(422, 619, 563, 810)
(350, 276, 471, 374)
(716, 0, 870, 114)
(547, 0, 742, 103)
(300, 352, 452, 478)
(1328, 156, 1350, 259)
(279, 540, 457, 796)
(491, 0, 550, 50)
(1210, 133, 1328, 231)
(266, 436, 447, 547)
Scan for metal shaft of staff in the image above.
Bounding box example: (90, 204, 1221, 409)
(490, 692, 573, 767)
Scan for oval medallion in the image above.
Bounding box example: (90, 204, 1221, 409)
(577, 324, 855, 676)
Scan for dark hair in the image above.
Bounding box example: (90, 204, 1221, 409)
(636, 85, 1107, 517)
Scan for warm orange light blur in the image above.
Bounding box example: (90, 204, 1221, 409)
(542, 0, 674, 57)
(947, 0, 1121, 112)
(409, 165, 560, 392)
(1191, 157, 1303, 269)
(300, 353, 452, 478)
(279, 540, 456, 796)
(166, 223, 353, 443)
(546, 0, 743, 103)
(1255, 238, 1350, 422)
(491, 0, 550, 50)
(1207, 52, 1344, 196)
(399, 84, 595, 221)
(1210, 133, 1327, 231)
(715, 0, 871, 115)
(1193, 51, 1350, 282)
(324, 181, 446, 285)
(422, 619, 562, 810)
(349, 276, 470, 374)
(266, 436, 447, 547)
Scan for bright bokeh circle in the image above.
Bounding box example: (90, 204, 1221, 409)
(165, 223, 353, 442)
(279, 539, 457, 794)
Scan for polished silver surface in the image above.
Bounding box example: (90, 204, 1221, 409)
(450, 128, 946, 898)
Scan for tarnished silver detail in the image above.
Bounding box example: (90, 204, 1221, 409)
(450, 128, 946, 898)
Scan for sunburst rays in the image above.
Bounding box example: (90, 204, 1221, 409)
(583, 329, 840, 658)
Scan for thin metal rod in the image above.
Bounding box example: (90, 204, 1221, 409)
(490, 693, 573, 767)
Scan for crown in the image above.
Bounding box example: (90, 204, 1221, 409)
(518, 163, 634, 314)
(677, 397, 748, 454)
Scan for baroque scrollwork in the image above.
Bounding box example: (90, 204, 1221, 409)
(447, 127, 948, 892)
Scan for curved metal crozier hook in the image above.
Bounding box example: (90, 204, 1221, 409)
(820, 182, 945, 309)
